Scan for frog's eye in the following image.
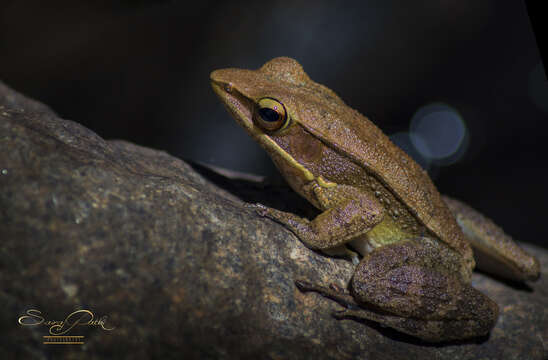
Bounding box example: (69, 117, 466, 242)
(255, 97, 289, 132)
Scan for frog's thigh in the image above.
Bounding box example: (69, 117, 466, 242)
(351, 242, 498, 339)
(443, 195, 540, 282)
(263, 192, 384, 250)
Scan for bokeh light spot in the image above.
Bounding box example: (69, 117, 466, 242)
(390, 132, 430, 171)
(409, 103, 468, 165)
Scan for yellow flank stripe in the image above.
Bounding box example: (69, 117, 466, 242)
(258, 135, 340, 188)
(317, 175, 337, 188)
(259, 134, 315, 181)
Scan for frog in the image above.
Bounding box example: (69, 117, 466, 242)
(210, 57, 540, 342)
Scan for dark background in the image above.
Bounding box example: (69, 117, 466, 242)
(1, 1, 546, 249)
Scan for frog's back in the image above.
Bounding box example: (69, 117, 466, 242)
(239, 57, 473, 268)
(258, 58, 473, 266)
(303, 102, 473, 266)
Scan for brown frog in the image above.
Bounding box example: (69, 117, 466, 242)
(210, 57, 540, 342)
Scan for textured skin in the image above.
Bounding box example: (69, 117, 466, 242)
(210, 57, 539, 342)
(211, 57, 474, 272)
(296, 238, 500, 342)
(443, 195, 540, 281)
(351, 239, 498, 325)
(2, 79, 546, 357)
(254, 184, 384, 251)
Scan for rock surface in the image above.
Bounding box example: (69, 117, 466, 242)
(0, 81, 546, 359)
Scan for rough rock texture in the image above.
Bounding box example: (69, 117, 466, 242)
(0, 81, 546, 359)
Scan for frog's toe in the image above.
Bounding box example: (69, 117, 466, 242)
(294, 279, 316, 292)
(295, 279, 333, 294)
(332, 308, 363, 318)
(249, 202, 283, 218)
(295, 279, 358, 308)
(332, 309, 347, 319)
(245, 202, 269, 216)
(329, 282, 346, 293)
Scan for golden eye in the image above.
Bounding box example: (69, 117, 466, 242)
(255, 97, 289, 132)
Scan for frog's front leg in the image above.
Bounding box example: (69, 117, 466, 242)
(255, 184, 384, 250)
(298, 239, 499, 342)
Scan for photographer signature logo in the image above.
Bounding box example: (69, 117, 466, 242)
(18, 309, 115, 345)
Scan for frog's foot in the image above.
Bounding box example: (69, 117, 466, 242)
(250, 202, 304, 223)
(332, 307, 496, 343)
(333, 308, 387, 322)
(296, 280, 437, 341)
(245, 202, 268, 214)
(295, 279, 360, 310)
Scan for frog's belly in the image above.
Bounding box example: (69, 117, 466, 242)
(350, 215, 414, 256)
(325, 215, 419, 258)
(324, 233, 398, 259)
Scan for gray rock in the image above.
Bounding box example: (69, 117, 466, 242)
(0, 81, 546, 359)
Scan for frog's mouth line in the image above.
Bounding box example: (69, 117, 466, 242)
(211, 80, 315, 183)
(211, 81, 255, 133)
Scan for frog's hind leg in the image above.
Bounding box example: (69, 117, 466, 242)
(295, 279, 419, 334)
(295, 276, 495, 343)
(348, 239, 499, 342)
(332, 307, 488, 343)
(443, 195, 540, 281)
(294, 280, 416, 336)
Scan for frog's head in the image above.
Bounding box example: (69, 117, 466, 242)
(211, 57, 326, 135)
(210, 57, 348, 186)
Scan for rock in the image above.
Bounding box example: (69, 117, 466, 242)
(0, 81, 546, 359)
